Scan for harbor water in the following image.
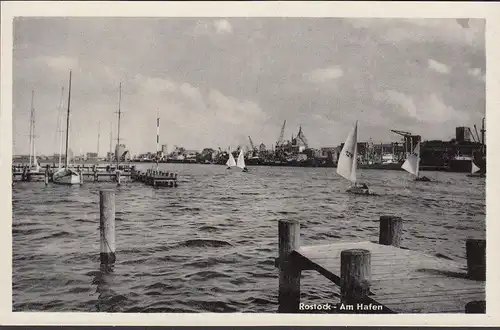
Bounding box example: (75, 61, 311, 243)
(12, 164, 486, 312)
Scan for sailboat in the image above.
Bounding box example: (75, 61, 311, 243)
(226, 147, 236, 169)
(336, 121, 370, 195)
(467, 160, 485, 178)
(28, 90, 41, 173)
(236, 149, 248, 172)
(401, 142, 431, 182)
(52, 71, 81, 185)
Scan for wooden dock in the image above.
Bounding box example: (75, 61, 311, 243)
(132, 169, 178, 188)
(12, 166, 178, 188)
(275, 217, 486, 314)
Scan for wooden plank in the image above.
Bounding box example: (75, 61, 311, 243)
(293, 241, 485, 313)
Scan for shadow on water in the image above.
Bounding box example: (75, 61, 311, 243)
(92, 264, 125, 312)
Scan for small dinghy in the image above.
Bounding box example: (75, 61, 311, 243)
(226, 148, 236, 170)
(236, 149, 248, 172)
(467, 161, 485, 178)
(401, 142, 431, 182)
(337, 121, 372, 195)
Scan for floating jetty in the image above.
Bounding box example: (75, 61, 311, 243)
(275, 217, 486, 313)
(12, 165, 178, 188)
(131, 169, 178, 187)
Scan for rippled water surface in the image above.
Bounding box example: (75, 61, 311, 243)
(12, 164, 485, 312)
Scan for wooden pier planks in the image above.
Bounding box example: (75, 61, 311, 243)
(293, 241, 485, 313)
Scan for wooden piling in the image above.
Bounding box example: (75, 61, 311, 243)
(465, 300, 486, 313)
(466, 238, 486, 281)
(99, 190, 116, 264)
(379, 216, 403, 247)
(340, 249, 371, 304)
(94, 171, 98, 182)
(116, 170, 121, 186)
(44, 172, 48, 185)
(278, 219, 301, 313)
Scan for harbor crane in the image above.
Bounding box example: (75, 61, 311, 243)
(391, 129, 417, 155)
(391, 129, 412, 137)
(248, 136, 257, 152)
(472, 126, 480, 143)
(276, 120, 286, 147)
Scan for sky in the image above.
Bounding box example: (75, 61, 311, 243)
(12, 17, 485, 156)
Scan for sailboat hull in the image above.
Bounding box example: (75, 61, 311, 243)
(52, 168, 81, 185)
(28, 165, 41, 174)
(346, 187, 370, 195)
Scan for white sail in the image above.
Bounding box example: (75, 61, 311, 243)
(336, 121, 358, 183)
(226, 149, 236, 167)
(401, 142, 421, 177)
(471, 161, 480, 174)
(236, 149, 246, 169)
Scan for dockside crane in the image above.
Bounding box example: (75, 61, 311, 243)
(274, 120, 287, 160)
(276, 120, 286, 147)
(473, 126, 481, 143)
(248, 136, 257, 152)
(391, 129, 415, 156)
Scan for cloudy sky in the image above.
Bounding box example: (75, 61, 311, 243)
(12, 17, 485, 156)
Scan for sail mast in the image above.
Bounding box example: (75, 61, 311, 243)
(116, 82, 122, 168)
(58, 87, 65, 168)
(156, 108, 160, 170)
(109, 123, 112, 162)
(32, 90, 37, 167)
(97, 121, 101, 159)
(65, 71, 72, 168)
(29, 90, 34, 167)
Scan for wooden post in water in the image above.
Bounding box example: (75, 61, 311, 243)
(99, 190, 116, 264)
(44, 171, 48, 185)
(465, 300, 486, 313)
(278, 219, 301, 313)
(379, 216, 403, 247)
(466, 238, 486, 281)
(340, 249, 371, 304)
(116, 170, 121, 186)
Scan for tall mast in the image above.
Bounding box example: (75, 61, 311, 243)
(109, 123, 113, 162)
(97, 121, 101, 158)
(156, 108, 160, 170)
(481, 117, 485, 154)
(58, 87, 65, 168)
(32, 90, 37, 166)
(65, 71, 72, 168)
(116, 82, 122, 168)
(29, 90, 34, 167)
